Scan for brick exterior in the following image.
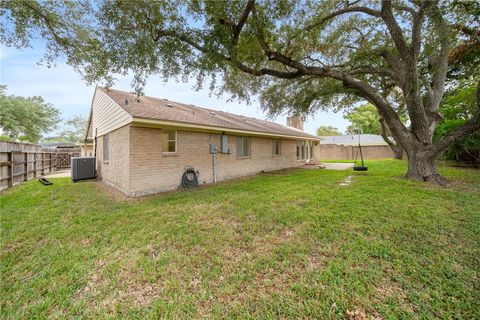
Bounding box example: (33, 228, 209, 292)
(319, 144, 396, 160)
(96, 125, 320, 197)
(286, 116, 304, 131)
(96, 125, 130, 193)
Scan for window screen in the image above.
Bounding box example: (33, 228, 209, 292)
(272, 139, 280, 156)
(296, 141, 304, 160)
(236, 136, 251, 157)
(161, 130, 177, 153)
(103, 134, 109, 161)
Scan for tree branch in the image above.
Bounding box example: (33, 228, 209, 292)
(411, 1, 429, 59)
(379, 115, 402, 157)
(289, 4, 380, 43)
(428, 4, 452, 112)
(432, 82, 480, 155)
(378, 50, 406, 88)
(350, 66, 403, 85)
(219, 0, 255, 45)
(380, 0, 413, 63)
(154, 28, 304, 79)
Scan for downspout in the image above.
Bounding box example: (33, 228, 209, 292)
(212, 151, 217, 183)
(94, 128, 98, 158)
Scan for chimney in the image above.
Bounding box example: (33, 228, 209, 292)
(286, 116, 304, 131)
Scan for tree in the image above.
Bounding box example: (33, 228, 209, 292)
(2, 0, 479, 185)
(345, 103, 405, 159)
(58, 115, 88, 142)
(316, 125, 341, 136)
(344, 104, 381, 135)
(0, 85, 60, 143)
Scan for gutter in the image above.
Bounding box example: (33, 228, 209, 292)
(130, 117, 321, 141)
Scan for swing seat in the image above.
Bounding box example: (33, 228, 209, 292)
(353, 165, 368, 171)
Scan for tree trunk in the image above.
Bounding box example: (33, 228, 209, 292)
(392, 144, 404, 159)
(405, 150, 448, 186)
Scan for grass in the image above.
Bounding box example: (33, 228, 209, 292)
(1, 160, 479, 319)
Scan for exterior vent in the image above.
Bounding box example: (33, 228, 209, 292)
(71, 157, 96, 182)
(166, 103, 174, 108)
(124, 99, 128, 106)
(209, 112, 216, 115)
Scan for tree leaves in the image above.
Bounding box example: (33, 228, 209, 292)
(0, 86, 60, 143)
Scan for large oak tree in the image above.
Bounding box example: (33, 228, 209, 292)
(2, 0, 479, 184)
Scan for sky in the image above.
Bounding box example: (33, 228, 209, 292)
(0, 41, 350, 137)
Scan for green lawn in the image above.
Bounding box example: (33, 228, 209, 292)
(1, 160, 479, 319)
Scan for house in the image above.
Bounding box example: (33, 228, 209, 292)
(84, 87, 320, 196)
(319, 134, 394, 160)
(79, 140, 94, 157)
(39, 142, 77, 149)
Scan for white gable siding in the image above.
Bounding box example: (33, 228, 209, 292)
(91, 89, 132, 137)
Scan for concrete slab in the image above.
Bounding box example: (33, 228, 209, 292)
(320, 162, 355, 170)
(45, 169, 71, 178)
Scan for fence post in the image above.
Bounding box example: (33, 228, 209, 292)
(24, 152, 28, 181)
(8, 152, 13, 188)
(41, 153, 45, 176)
(33, 153, 37, 178)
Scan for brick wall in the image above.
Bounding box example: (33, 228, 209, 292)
(96, 125, 130, 193)
(97, 125, 319, 197)
(319, 144, 395, 160)
(128, 127, 320, 196)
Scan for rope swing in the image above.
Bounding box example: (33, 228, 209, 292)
(353, 134, 368, 171)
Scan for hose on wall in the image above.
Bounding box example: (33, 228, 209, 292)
(181, 168, 199, 189)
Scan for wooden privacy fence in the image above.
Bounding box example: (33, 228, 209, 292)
(1, 151, 57, 191)
(0, 141, 63, 191)
(55, 148, 80, 168)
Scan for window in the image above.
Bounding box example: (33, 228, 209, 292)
(306, 141, 312, 160)
(161, 130, 177, 153)
(103, 134, 109, 161)
(296, 141, 304, 160)
(236, 136, 250, 158)
(272, 139, 281, 156)
(297, 140, 314, 160)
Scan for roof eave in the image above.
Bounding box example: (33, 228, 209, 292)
(130, 117, 320, 141)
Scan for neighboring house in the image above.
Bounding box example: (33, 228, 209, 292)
(85, 87, 320, 196)
(319, 134, 394, 160)
(79, 140, 94, 157)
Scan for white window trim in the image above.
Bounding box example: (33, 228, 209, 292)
(296, 140, 313, 161)
(103, 133, 109, 163)
(162, 130, 177, 155)
(272, 139, 281, 157)
(236, 136, 251, 159)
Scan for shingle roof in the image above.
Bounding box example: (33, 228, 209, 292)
(319, 134, 391, 146)
(39, 142, 77, 148)
(99, 87, 319, 140)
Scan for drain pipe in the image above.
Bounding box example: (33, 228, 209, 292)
(210, 144, 217, 183)
(212, 151, 217, 183)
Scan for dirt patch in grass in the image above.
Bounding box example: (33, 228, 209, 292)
(75, 250, 163, 312)
(92, 181, 138, 202)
